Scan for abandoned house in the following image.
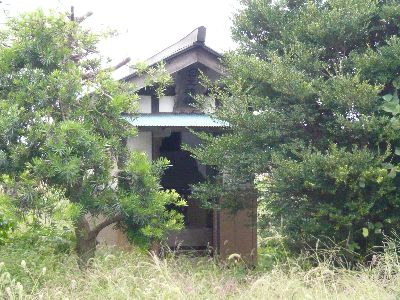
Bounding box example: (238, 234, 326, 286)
(97, 27, 257, 264)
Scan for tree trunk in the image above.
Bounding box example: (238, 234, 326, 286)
(75, 215, 97, 269)
(74, 213, 124, 269)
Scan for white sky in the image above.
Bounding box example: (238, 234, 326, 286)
(2, 0, 239, 63)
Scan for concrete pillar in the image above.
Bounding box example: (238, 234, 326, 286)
(213, 190, 257, 266)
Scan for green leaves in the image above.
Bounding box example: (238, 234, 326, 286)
(381, 92, 400, 169)
(120, 152, 185, 245)
(352, 37, 400, 85)
(381, 92, 400, 115)
(0, 10, 182, 253)
(363, 222, 384, 239)
(192, 0, 400, 260)
(0, 194, 16, 245)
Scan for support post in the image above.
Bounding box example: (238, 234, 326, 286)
(213, 189, 257, 266)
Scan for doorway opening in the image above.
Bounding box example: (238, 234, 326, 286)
(159, 131, 212, 249)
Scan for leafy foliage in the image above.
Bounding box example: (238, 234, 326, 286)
(0, 194, 15, 244)
(191, 0, 400, 258)
(118, 153, 185, 246)
(0, 10, 184, 260)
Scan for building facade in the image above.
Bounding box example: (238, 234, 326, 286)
(98, 27, 257, 264)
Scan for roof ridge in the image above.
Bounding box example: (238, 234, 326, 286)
(145, 26, 207, 66)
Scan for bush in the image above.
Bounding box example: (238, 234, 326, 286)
(190, 0, 400, 260)
(256, 145, 398, 257)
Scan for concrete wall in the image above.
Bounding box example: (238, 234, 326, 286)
(94, 130, 258, 262)
(159, 96, 175, 112)
(181, 130, 200, 146)
(127, 131, 152, 160)
(138, 95, 152, 113)
(167, 228, 212, 248)
(88, 215, 131, 249)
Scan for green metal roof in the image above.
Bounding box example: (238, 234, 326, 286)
(123, 114, 228, 127)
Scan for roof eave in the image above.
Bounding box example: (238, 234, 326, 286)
(120, 44, 222, 83)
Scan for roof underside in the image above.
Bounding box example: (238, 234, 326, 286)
(123, 114, 228, 128)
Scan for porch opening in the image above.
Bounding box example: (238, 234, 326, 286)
(158, 131, 213, 250)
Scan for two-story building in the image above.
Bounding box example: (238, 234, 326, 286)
(98, 27, 257, 264)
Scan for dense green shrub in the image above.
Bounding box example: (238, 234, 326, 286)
(191, 0, 400, 259)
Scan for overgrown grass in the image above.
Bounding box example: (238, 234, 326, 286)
(1, 241, 400, 300)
